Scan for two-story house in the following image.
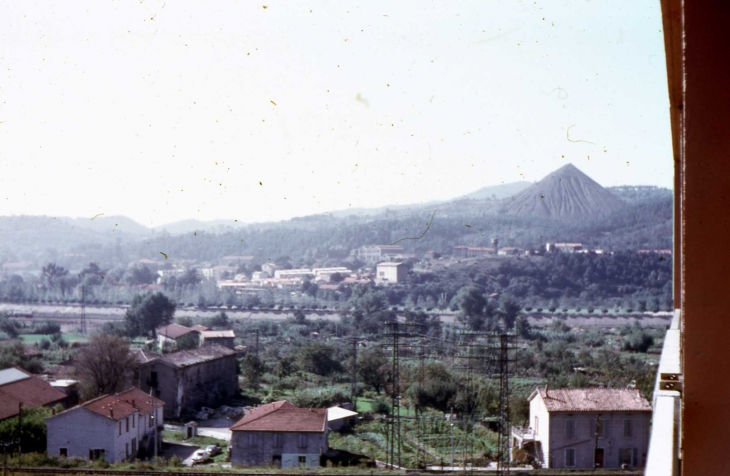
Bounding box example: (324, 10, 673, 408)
(132, 345, 238, 418)
(230, 401, 328, 468)
(46, 388, 164, 463)
(511, 386, 652, 469)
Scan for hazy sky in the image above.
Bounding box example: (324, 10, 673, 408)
(0, 0, 671, 226)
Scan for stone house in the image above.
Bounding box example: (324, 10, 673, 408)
(46, 388, 164, 463)
(230, 401, 328, 468)
(155, 323, 199, 351)
(511, 387, 652, 469)
(200, 330, 236, 349)
(0, 367, 67, 421)
(132, 345, 238, 418)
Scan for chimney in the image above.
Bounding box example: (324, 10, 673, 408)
(110, 409, 114, 418)
(545, 384, 549, 397)
(132, 399, 136, 407)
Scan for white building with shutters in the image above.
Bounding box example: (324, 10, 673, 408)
(511, 387, 652, 469)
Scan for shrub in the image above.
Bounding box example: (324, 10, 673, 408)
(39, 338, 51, 350)
(372, 396, 391, 415)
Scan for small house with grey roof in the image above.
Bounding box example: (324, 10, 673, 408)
(46, 388, 164, 463)
(132, 345, 238, 418)
(230, 401, 328, 468)
(511, 386, 652, 470)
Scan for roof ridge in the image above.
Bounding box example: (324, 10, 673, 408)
(230, 401, 294, 430)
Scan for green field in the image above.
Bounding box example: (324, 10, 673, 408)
(19, 333, 89, 344)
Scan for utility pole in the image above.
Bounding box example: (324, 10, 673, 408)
(350, 337, 359, 411)
(255, 329, 259, 361)
(3, 441, 8, 476)
(80, 285, 87, 334)
(593, 413, 602, 468)
(450, 419, 455, 470)
(150, 388, 158, 462)
(17, 403, 21, 464)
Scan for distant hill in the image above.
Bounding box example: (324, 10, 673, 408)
(460, 181, 532, 201)
(607, 185, 673, 204)
(69, 215, 149, 235)
(154, 219, 247, 235)
(501, 164, 626, 220)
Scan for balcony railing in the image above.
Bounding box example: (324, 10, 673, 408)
(645, 309, 682, 476)
(511, 426, 535, 440)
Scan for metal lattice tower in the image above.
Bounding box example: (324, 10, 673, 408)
(496, 333, 515, 476)
(79, 285, 87, 334)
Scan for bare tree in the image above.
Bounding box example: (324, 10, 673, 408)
(76, 333, 137, 399)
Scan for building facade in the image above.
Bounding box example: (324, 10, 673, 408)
(230, 401, 328, 468)
(352, 245, 404, 263)
(133, 345, 238, 418)
(511, 387, 652, 469)
(46, 388, 164, 463)
(200, 330, 236, 349)
(375, 262, 407, 284)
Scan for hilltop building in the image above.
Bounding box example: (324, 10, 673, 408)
(351, 245, 404, 263)
(375, 262, 407, 284)
(546, 243, 583, 253)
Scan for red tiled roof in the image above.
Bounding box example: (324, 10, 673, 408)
(531, 387, 652, 413)
(116, 387, 165, 415)
(156, 323, 196, 339)
(230, 401, 327, 433)
(0, 368, 66, 420)
(82, 394, 138, 421)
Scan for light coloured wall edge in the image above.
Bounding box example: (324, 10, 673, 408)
(645, 309, 682, 476)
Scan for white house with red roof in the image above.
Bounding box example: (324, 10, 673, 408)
(511, 386, 652, 470)
(230, 401, 328, 468)
(46, 388, 164, 463)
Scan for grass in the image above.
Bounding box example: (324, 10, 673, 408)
(19, 333, 89, 344)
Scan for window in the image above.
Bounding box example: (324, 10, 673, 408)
(565, 419, 575, 439)
(125, 442, 129, 458)
(89, 449, 105, 461)
(534, 416, 538, 435)
(297, 433, 307, 448)
(248, 433, 257, 446)
(59, 448, 68, 458)
(118, 421, 122, 436)
(149, 413, 153, 428)
(298, 456, 307, 467)
(132, 415, 135, 429)
(126, 417, 129, 432)
(564, 448, 576, 467)
(132, 438, 137, 455)
(273, 434, 282, 447)
(624, 419, 634, 438)
(619, 448, 637, 467)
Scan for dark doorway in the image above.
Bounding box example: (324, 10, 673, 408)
(595, 448, 605, 468)
(272, 455, 282, 468)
